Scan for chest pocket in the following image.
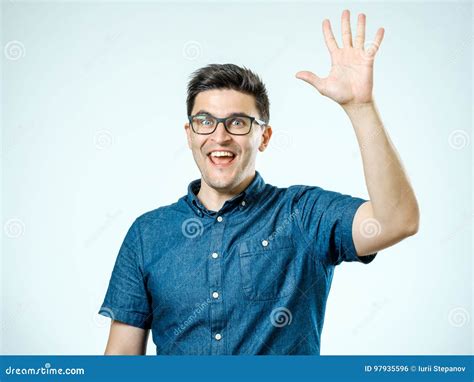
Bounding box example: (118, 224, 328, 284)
(238, 235, 297, 301)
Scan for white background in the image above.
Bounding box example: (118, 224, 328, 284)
(2, 0, 472, 355)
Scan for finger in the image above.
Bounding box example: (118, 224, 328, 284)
(373, 27, 385, 50)
(354, 13, 366, 49)
(295, 71, 327, 94)
(366, 27, 385, 57)
(341, 9, 353, 48)
(323, 19, 339, 54)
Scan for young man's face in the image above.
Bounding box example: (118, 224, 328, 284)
(185, 88, 272, 192)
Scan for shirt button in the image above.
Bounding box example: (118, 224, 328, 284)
(216, 216, 223, 222)
(212, 291, 219, 299)
(241, 200, 246, 206)
(211, 252, 219, 259)
(262, 240, 269, 247)
(214, 333, 222, 341)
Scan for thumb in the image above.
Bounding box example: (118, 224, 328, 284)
(295, 71, 326, 94)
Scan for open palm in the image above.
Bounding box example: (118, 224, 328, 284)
(296, 10, 385, 106)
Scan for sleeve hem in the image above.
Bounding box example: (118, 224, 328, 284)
(98, 305, 152, 330)
(341, 199, 378, 265)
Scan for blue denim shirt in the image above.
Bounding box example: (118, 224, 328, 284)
(99, 171, 377, 355)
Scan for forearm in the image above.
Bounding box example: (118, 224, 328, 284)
(104, 321, 149, 355)
(342, 101, 420, 234)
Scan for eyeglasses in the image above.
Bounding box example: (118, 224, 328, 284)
(188, 113, 266, 135)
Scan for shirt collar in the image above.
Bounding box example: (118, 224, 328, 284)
(186, 171, 266, 216)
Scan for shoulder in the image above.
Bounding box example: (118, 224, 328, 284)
(133, 195, 189, 228)
(263, 181, 322, 199)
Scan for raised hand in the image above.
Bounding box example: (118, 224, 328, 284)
(296, 9, 384, 107)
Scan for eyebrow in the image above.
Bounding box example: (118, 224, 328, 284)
(194, 109, 251, 118)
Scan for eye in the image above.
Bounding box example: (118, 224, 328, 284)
(230, 118, 247, 127)
(194, 115, 215, 126)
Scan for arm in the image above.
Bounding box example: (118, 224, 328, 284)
(104, 320, 150, 355)
(296, 9, 420, 257)
(345, 102, 419, 256)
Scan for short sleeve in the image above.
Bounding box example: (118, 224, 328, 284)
(293, 186, 377, 266)
(98, 219, 153, 329)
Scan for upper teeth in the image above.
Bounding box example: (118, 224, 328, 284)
(210, 151, 234, 157)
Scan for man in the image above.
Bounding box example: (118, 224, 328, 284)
(99, 9, 419, 355)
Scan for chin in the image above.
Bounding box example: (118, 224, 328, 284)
(204, 173, 236, 190)
(201, 167, 241, 190)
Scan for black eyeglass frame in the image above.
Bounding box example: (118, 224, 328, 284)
(188, 113, 267, 136)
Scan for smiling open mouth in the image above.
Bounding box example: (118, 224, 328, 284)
(207, 151, 236, 167)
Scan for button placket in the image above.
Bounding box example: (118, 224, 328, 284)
(209, 214, 226, 355)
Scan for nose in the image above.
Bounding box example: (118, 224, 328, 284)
(211, 121, 232, 142)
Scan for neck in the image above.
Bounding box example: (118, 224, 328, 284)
(197, 171, 256, 212)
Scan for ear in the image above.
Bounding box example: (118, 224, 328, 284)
(258, 125, 272, 152)
(184, 122, 192, 149)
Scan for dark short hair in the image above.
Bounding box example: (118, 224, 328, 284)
(186, 63, 270, 123)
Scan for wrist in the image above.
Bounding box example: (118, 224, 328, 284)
(341, 100, 376, 116)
